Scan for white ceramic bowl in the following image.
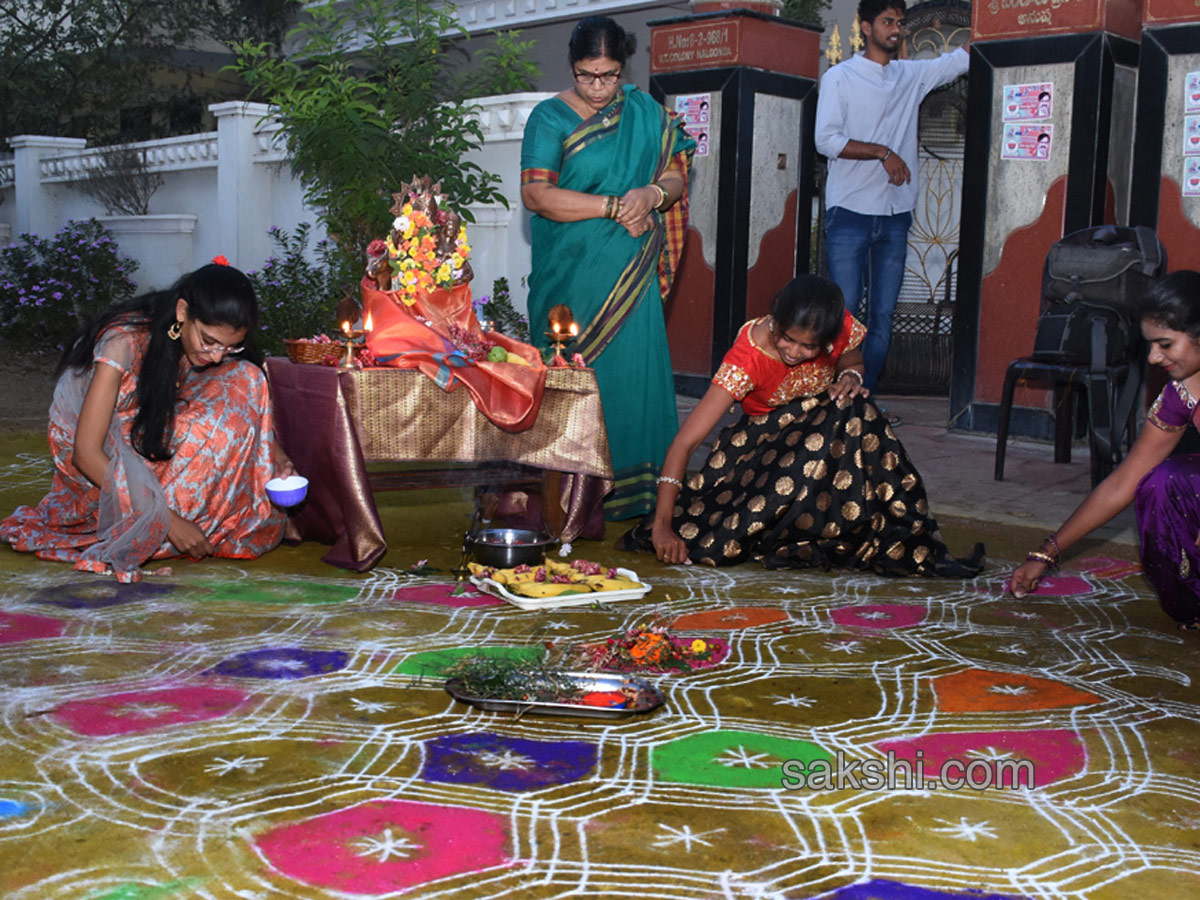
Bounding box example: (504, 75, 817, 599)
(266, 475, 309, 507)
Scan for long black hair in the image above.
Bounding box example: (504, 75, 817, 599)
(568, 15, 635, 67)
(770, 274, 846, 347)
(58, 263, 262, 461)
(1140, 270, 1200, 337)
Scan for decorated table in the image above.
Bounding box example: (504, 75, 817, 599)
(266, 358, 614, 571)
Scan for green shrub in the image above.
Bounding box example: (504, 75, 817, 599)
(0, 219, 139, 351)
(248, 222, 352, 354)
(475, 276, 530, 343)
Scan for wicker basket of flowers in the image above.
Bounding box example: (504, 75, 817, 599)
(284, 337, 340, 365)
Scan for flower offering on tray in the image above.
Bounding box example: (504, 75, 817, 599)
(443, 657, 664, 718)
(468, 558, 644, 599)
(562, 615, 730, 674)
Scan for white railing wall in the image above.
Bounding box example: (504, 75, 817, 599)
(0, 93, 553, 314)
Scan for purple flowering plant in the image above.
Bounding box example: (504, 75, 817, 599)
(246, 222, 355, 355)
(0, 220, 138, 351)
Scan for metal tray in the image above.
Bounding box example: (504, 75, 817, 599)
(445, 670, 664, 719)
(469, 566, 651, 610)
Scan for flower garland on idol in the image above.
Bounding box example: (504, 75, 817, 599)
(366, 176, 472, 306)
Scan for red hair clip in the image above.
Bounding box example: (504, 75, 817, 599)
(212, 254, 230, 266)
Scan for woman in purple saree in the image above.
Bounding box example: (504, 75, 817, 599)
(1012, 270, 1200, 629)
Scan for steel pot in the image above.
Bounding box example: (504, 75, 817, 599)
(465, 528, 556, 568)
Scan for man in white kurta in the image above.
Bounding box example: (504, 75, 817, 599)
(814, 0, 968, 403)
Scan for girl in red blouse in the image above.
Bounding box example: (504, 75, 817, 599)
(621, 275, 983, 575)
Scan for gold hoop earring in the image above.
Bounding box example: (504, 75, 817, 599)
(168, 320, 182, 341)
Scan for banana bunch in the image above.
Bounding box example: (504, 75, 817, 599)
(469, 559, 643, 598)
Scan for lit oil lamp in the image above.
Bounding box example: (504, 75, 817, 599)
(545, 304, 578, 367)
(340, 311, 374, 368)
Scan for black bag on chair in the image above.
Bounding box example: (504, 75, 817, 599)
(1030, 224, 1165, 368)
(1029, 224, 1166, 473)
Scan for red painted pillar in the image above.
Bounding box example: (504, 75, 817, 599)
(950, 0, 1145, 438)
(649, 8, 821, 391)
(1131, 0, 1200, 273)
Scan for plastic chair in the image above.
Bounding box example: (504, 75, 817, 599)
(994, 355, 1142, 487)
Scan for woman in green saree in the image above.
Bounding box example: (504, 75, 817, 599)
(521, 15, 696, 520)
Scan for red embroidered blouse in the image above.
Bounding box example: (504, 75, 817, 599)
(712, 312, 866, 415)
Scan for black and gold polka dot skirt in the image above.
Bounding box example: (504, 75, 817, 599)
(620, 394, 984, 576)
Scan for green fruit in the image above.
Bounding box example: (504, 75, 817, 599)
(486, 345, 508, 362)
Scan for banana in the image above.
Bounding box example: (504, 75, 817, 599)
(506, 354, 531, 367)
(584, 575, 641, 592)
(468, 562, 505, 583)
(544, 559, 576, 577)
(513, 581, 591, 598)
(507, 566, 544, 584)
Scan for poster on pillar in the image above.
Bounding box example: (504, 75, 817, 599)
(1185, 158, 1200, 198)
(1186, 115, 1200, 156)
(675, 94, 711, 157)
(1002, 83, 1053, 121)
(1001, 123, 1054, 161)
(1187, 71, 1200, 113)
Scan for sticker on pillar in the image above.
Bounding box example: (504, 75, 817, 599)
(1184, 158, 1200, 198)
(676, 94, 710, 125)
(1001, 124, 1052, 162)
(1187, 71, 1200, 114)
(1185, 115, 1200, 157)
(675, 93, 710, 157)
(1002, 82, 1052, 121)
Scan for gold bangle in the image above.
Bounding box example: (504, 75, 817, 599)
(650, 182, 668, 210)
(1025, 550, 1058, 568)
(602, 195, 614, 219)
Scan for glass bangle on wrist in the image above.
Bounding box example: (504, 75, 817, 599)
(650, 183, 668, 209)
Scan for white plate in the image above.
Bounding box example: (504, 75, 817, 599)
(469, 566, 651, 610)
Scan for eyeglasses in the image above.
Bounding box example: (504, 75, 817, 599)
(191, 319, 244, 355)
(573, 69, 621, 86)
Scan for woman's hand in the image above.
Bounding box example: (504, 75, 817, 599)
(651, 520, 690, 565)
(829, 369, 869, 401)
(1009, 559, 1049, 598)
(620, 214, 654, 239)
(273, 440, 297, 478)
(616, 185, 660, 225)
(168, 512, 215, 559)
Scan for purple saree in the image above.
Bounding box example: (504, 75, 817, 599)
(1136, 381, 1200, 625)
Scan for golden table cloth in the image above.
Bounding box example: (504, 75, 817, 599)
(266, 359, 614, 570)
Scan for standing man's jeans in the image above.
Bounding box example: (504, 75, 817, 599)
(824, 207, 912, 393)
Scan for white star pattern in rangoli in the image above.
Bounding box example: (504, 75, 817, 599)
(930, 817, 999, 842)
(352, 828, 423, 862)
(652, 823, 725, 851)
(716, 746, 777, 769)
(113, 702, 177, 718)
(204, 756, 268, 776)
(472, 749, 536, 771)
